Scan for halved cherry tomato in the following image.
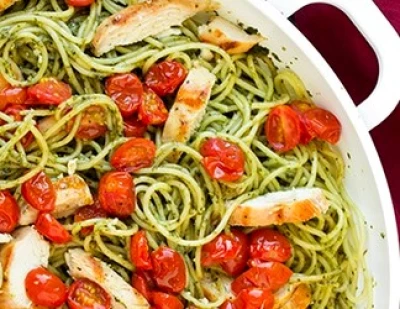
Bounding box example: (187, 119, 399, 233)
(66, 0, 94, 7)
(249, 229, 292, 263)
(200, 138, 245, 182)
(131, 271, 155, 302)
(138, 87, 168, 126)
(231, 263, 293, 294)
(152, 292, 184, 309)
(74, 199, 107, 236)
(25, 267, 67, 308)
(110, 138, 156, 172)
(151, 246, 186, 293)
(220, 230, 249, 276)
(290, 101, 316, 145)
(233, 288, 274, 309)
(130, 230, 152, 270)
(68, 278, 111, 309)
(144, 60, 187, 97)
(105, 73, 144, 118)
(303, 107, 342, 144)
(124, 117, 148, 137)
(21, 171, 56, 212)
(265, 105, 301, 153)
(201, 230, 248, 267)
(0, 75, 27, 110)
(0, 190, 20, 233)
(98, 171, 135, 218)
(27, 78, 72, 105)
(35, 213, 71, 244)
(71, 105, 107, 140)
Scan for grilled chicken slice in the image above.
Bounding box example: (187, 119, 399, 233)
(0, 0, 18, 12)
(92, 0, 219, 56)
(37, 116, 57, 134)
(65, 249, 149, 309)
(19, 174, 93, 225)
(162, 67, 216, 144)
(198, 16, 264, 54)
(229, 188, 329, 226)
(0, 227, 50, 309)
(200, 273, 234, 302)
(274, 283, 312, 309)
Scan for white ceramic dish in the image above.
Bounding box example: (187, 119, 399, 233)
(216, 0, 400, 308)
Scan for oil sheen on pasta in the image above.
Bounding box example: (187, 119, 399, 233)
(0, 0, 372, 308)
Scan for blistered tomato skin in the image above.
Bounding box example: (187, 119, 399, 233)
(151, 246, 186, 293)
(130, 230, 152, 270)
(98, 171, 135, 218)
(105, 73, 144, 118)
(249, 229, 292, 263)
(265, 105, 301, 153)
(25, 267, 67, 308)
(200, 138, 245, 182)
(110, 138, 156, 173)
(144, 60, 187, 97)
(21, 171, 56, 212)
(0, 190, 20, 233)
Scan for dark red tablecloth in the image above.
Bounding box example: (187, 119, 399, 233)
(292, 1, 400, 237)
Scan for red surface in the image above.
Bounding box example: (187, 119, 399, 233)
(292, 1, 400, 235)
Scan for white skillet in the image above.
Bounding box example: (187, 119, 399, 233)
(216, 0, 400, 308)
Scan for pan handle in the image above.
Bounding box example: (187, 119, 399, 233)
(266, 0, 400, 131)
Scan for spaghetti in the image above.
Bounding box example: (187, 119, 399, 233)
(0, 0, 372, 308)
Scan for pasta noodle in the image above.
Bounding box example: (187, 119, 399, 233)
(0, 0, 372, 308)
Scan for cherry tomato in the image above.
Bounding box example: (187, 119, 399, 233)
(151, 246, 186, 293)
(152, 292, 184, 309)
(98, 171, 135, 218)
(144, 61, 187, 97)
(74, 199, 107, 236)
(3, 105, 26, 122)
(0, 190, 20, 233)
(201, 230, 248, 267)
(231, 263, 293, 294)
(233, 288, 274, 309)
(67, 278, 111, 309)
(25, 267, 67, 308)
(130, 230, 152, 270)
(200, 138, 245, 182)
(21, 171, 56, 212)
(110, 138, 156, 172)
(290, 101, 316, 145)
(124, 117, 148, 137)
(105, 73, 143, 118)
(131, 271, 155, 302)
(35, 213, 71, 244)
(303, 108, 342, 144)
(138, 87, 168, 126)
(27, 78, 72, 105)
(73, 106, 107, 140)
(265, 105, 301, 153)
(220, 230, 249, 276)
(249, 229, 292, 263)
(66, 0, 94, 7)
(0, 75, 27, 109)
